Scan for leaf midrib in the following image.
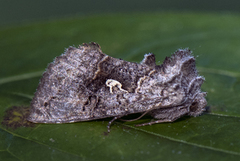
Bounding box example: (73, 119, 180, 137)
(118, 123, 240, 156)
(1, 119, 240, 159)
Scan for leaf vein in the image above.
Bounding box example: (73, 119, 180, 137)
(119, 123, 240, 156)
(0, 71, 44, 85)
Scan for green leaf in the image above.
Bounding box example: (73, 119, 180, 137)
(1, 13, 240, 160)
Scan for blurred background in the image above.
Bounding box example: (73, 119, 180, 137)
(1, 0, 239, 26)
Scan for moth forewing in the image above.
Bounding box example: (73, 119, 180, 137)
(28, 42, 207, 132)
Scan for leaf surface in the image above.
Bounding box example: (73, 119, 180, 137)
(1, 13, 240, 161)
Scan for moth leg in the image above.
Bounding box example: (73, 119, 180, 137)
(136, 105, 189, 127)
(107, 116, 122, 133)
(135, 118, 177, 127)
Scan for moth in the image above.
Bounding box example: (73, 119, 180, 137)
(28, 42, 207, 132)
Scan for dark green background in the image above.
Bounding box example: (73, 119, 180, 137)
(1, 0, 240, 26)
(1, 1, 240, 161)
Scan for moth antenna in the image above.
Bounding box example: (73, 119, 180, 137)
(119, 110, 150, 122)
(135, 94, 202, 127)
(120, 97, 190, 123)
(119, 101, 164, 122)
(119, 101, 165, 122)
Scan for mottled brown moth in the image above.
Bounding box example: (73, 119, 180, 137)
(28, 42, 207, 132)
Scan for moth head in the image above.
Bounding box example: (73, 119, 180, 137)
(188, 92, 207, 116)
